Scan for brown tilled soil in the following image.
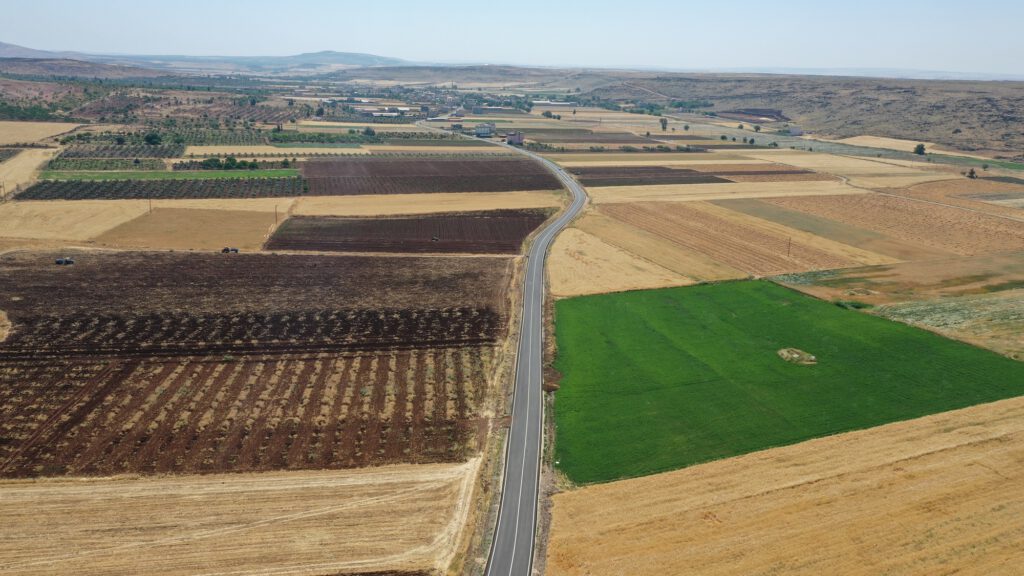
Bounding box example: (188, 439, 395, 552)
(764, 193, 1024, 255)
(547, 396, 1024, 576)
(265, 209, 552, 254)
(0, 348, 495, 477)
(302, 157, 562, 195)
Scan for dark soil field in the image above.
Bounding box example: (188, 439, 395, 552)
(0, 347, 492, 477)
(570, 166, 732, 186)
(265, 209, 551, 254)
(302, 157, 562, 195)
(0, 251, 514, 478)
(18, 177, 304, 200)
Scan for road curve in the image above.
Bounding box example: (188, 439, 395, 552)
(485, 143, 588, 576)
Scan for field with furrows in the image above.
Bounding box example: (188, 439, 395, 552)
(265, 209, 551, 254)
(302, 157, 562, 195)
(18, 177, 305, 200)
(0, 347, 494, 477)
(600, 202, 859, 276)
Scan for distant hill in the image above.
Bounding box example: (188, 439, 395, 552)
(0, 41, 407, 75)
(0, 57, 170, 79)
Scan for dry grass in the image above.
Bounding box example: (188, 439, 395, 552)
(93, 207, 280, 251)
(294, 190, 563, 217)
(0, 459, 479, 576)
(824, 135, 995, 160)
(364, 145, 505, 153)
(184, 145, 371, 156)
(0, 200, 149, 241)
(0, 149, 59, 196)
(548, 228, 691, 297)
(765, 193, 1024, 256)
(0, 121, 80, 145)
(575, 209, 743, 281)
(295, 120, 428, 132)
(747, 150, 956, 188)
(586, 180, 864, 204)
(547, 396, 1024, 576)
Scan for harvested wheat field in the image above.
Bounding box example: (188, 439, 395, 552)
(765, 193, 1024, 256)
(599, 202, 861, 276)
(94, 207, 279, 251)
(0, 459, 478, 576)
(548, 228, 691, 297)
(0, 121, 80, 145)
(711, 197, 949, 262)
(826, 135, 994, 160)
(296, 120, 429, 132)
(889, 178, 1024, 220)
(586, 180, 863, 204)
(547, 396, 1024, 576)
(0, 200, 148, 241)
(575, 210, 743, 281)
(295, 191, 562, 217)
(748, 150, 956, 187)
(364, 145, 506, 153)
(0, 148, 58, 195)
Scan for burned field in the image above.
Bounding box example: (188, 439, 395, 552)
(0, 251, 514, 477)
(18, 177, 305, 200)
(302, 156, 563, 195)
(265, 209, 552, 254)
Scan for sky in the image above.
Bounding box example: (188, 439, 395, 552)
(5, 0, 1023, 76)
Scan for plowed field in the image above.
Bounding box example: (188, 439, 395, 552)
(302, 157, 561, 195)
(265, 210, 550, 254)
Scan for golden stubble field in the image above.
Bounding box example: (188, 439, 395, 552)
(0, 459, 479, 576)
(0, 121, 80, 145)
(547, 397, 1024, 576)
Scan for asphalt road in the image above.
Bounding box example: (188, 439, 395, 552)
(485, 144, 588, 576)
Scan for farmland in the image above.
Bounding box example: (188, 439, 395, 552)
(94, 207, 279, 251)
(265, 209, 551, 254)
(0, 251, 513, 477)
(552, 281, 1024, 484)
(0, 461, 476, 576)
(302, 156, 562, 195)
(38, 168, 300, 180)
(546, 395, 1024, 576)
(18, 176, 304, 200)
(292, 190, 563, 217)
(0, 121, 80, 145)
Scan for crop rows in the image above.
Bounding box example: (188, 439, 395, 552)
(0, 346, 494, 477)
(266, 210, 551, 254)
(0, 307, 502, 358)
(570, 166, 733, 186)
(19, 176, 305, 200)
(303, 157, 562, 195)
(602, 203, 858, 276)
(59, 143, 186, 158)
(46, 157, 167, 171)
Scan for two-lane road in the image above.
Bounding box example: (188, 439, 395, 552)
(485, 145, 588, 576)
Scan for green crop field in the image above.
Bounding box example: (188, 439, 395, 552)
(553, 281, 1024, 484)
(39, 169, 300, 180)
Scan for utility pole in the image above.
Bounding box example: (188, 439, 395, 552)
(787, 237, 792, 258)
(149, 198, 152, 214)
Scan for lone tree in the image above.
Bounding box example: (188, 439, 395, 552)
(914, 143, 926, 155)
(754, 125, 761, 132)
(967, 168, 978, 179)
(659, 117, 668, 131)
(143, 132, 162, 146)
(684, 124, 690, 131)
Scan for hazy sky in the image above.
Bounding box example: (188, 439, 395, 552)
(6, 0, 1023, 74)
